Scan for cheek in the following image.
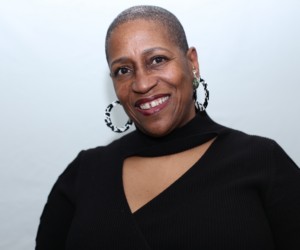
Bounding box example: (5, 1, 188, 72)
(113, 81, 132, 109)
(158, 66, 192, 95)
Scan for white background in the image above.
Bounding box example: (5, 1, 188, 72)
(0, 0, 299, 249)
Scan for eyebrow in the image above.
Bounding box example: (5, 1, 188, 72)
(110, 47, 172, 68)
(110, 57, 128, 68)
(142, 47, 172, 55)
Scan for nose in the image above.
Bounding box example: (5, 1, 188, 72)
(131, 69, 158, 94)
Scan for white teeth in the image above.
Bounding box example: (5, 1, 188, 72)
(139, 96, 169, 110)
(140, 103, 150, 110)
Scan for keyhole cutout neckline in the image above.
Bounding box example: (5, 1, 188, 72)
(122, 136, 217, 214)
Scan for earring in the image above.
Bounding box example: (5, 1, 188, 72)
(104, 100, 133, 133)
(192, 67, 209, 112)
(192, 69, 199, 90)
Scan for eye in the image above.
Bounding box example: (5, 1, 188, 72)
(152, 57, 165, 65)
(115, 67, 130, 76)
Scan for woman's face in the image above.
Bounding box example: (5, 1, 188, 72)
(107, 19, 200, 137)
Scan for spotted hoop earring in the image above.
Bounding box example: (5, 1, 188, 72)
(104, 100, 133, 133)
(192, 69, 209, 112)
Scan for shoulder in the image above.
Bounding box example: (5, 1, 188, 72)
(223, 126, 275, 148)
(81, 130, 136, 158)
(74, 129, 139, 169)
(219, 127, 279, 164)
(222, 126, 298, 168)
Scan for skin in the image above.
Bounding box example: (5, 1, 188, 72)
(106, 19, 217, 213)
(107, 19, 201, 137)
(123, 138, 216, 213)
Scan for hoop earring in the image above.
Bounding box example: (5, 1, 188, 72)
(104, 100, 133, 133)
(192, 70, 209, 112)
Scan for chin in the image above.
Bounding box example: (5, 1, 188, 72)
(137, 119, 176, 137)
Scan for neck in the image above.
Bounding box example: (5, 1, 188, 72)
(135, 103, 197, 138)
(120, 111, 224, 158)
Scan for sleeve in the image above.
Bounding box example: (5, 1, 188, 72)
(264, 142, 300, 249)
(35, 151, 84, 250)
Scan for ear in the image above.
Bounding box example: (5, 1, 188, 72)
(186, 47, 200, 78)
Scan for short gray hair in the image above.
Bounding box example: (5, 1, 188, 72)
(105, 5, 189, 62)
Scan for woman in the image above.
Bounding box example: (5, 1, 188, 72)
(35, 6, 300, 250)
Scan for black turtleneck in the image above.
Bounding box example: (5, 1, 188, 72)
(35, 112, 300, 249)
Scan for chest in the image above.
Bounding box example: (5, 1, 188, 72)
(65, 134, 275, 249)
(66, 148, 275, 250)
(122, 138, 215, 213)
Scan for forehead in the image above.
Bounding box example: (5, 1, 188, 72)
(107, 19, 179, 64)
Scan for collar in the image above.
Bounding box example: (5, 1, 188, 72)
(119, 111, 225, 158)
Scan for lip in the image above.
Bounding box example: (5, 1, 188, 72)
(135, 94, 170, 107)
(135, 94, 171, 116)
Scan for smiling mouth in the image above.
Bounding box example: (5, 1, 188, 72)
(135, 94, 170, 116)
(139, 96, 169, 110)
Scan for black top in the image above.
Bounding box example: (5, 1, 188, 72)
(35, 112, 300, 249)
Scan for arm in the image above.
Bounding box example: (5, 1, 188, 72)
(264, 142, 300, 249)
(35, 151, 83, 250)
